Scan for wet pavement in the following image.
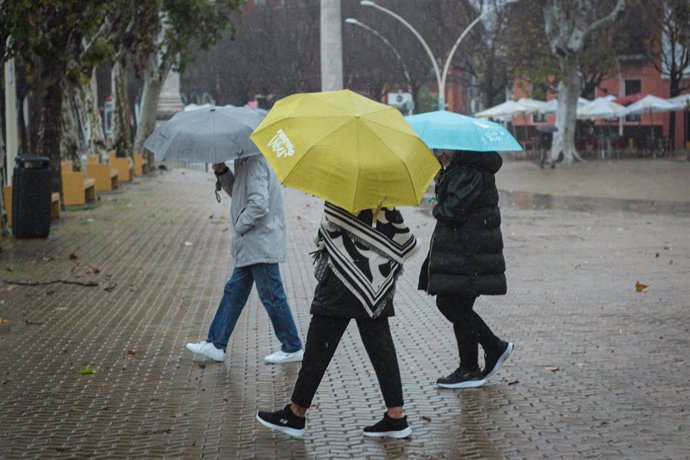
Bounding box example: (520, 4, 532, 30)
(1, 161, 689, 459)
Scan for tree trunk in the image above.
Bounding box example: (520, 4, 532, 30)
(551, 55, 581, 163)
(59, 85, 81, 164)
(132, 55, 169, 156)
(111, 56, 133, 158)
(83, 69, 107, 158)
(35, 78, 65, 194)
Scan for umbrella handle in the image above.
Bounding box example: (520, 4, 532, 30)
(373, 196, 386, 224)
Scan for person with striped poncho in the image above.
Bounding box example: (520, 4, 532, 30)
(256, 201, 419, 439)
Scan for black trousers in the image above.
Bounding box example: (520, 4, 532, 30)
(436, 295, 499, 371)
(291, 314, 404, 408)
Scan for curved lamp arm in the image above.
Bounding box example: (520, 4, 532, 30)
(361, 1, 441, 106)
(345, 18, 413, 94)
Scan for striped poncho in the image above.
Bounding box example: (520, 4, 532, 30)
(314, 202, 420, 318)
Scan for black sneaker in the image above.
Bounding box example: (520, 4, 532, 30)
(363, 413, 412, 439)
(483, 340, 514, 380)
(256, 404, 305, 438)
(436, 367, 486, 389)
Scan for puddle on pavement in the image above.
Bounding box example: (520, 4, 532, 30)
(499, 190, 690, 216)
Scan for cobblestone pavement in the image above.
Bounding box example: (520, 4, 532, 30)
(1, 161, 689, 459)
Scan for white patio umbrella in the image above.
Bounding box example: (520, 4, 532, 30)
(475, 100, 529, 119)
(667, 94, 690, 110)
(539, 97, 590, 114)
(577, 98, 625, 119)
(621, 95, 677, 116)
(517, 98, 546, 113)
(620, 95, 678, 148)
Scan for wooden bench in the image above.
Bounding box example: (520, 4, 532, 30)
(85, 154, 120, 192)
(133, 153, 149, 176)
(2, 186, 59, 228)
(108, 152, 133, 182)
(61, 161, 97, 206)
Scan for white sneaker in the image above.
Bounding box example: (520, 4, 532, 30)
(264, 349, 304, 364)
(185, 341, 225, 362)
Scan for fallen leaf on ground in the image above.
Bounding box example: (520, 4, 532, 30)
(635, 280, 648, 292)
(79, 367, 95, 374)
(545, 366, 561, 372)
(0, 318, 9, 325)
(421, 416, 432, 422)
(127, 349, 136, 356)
(672, 358, 686, 365)
(69, 253, 79, 260)
(507, 380, 519, 385)
(86, 266, 101, 275)
(184, 241, 193, 247)
(42, 256, 54, 262)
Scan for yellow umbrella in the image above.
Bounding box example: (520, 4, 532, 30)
(250, 89, 439, 213)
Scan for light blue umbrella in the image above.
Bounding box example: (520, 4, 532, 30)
(405, 110, 522, 152)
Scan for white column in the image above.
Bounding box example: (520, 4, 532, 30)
(320, 0, 343, 91)
(4, 56, 18, 185)
(156, 69, 184, 126)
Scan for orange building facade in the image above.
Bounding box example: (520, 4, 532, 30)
(510, 56, 690, 153)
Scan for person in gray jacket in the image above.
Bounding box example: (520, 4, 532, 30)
(185, 155, 303, 364)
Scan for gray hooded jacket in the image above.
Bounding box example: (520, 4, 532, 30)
(217, 155, 287, 267)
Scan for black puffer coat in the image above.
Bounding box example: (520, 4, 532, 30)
(418, 151, 506, 297)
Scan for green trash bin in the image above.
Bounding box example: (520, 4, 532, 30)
(12, 156, 52, 238)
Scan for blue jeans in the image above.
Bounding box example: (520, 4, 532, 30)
(207, 263, 302, 353)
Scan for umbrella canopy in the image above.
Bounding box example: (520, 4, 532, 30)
(613, 92, 646, 106)
(539, 97, 590, 114)
(184, 103, 212, 112)
(668, 93, 690, 110)
(517, 98, 546, 113)
(405, 110, 522, 152)
(621, 95, 678, 116)
(250, 89, 439, 213)
(577, 98, 625, 119)
(143, 105, 265, 163)
(474, 100, 528, 119)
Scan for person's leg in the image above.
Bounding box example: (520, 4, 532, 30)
(355, 316, 404, 413)
(206, 266, 255, 350)
(252, 263, 303, 353)
(290, 315, 349, 412)
(436, 295, 480, 371)
(356, 316, 412, 438)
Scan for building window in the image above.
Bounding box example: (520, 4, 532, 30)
(625, 79, 641, 122)
(625, 79, 641, 95)
(532, 113, 546, 123)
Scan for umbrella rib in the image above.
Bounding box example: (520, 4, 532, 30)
(358, 121, 427, 205)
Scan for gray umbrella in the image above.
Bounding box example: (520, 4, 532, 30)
(143, 105, 265, 163)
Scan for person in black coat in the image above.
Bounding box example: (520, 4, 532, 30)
(419, 150, 514, 388)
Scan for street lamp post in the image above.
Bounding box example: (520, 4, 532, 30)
(344, 18, 414, 97)
(360, 0, 518, 111)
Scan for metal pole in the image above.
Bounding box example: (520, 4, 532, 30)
(321, 0, 344, 91)
(360, 1, 442, 110)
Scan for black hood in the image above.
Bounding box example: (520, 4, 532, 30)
(450, 151, 502, 174)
